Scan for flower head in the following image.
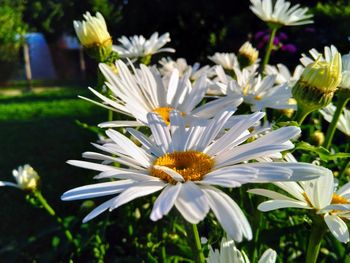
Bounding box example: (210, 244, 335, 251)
(83, 60, 242, 128)
(250, 0, 313, 27)
(62, 110, 323, 241)
(207, 237, 277, 263)
(208, 53, 239, 71)
(73, 12, 112, 61)
(249, 170, 350, 243)
(238, 42, 259, 68)
(112, 32, 175, 62)
(293, 52, 342, 112)
(0, 164, 40, 191)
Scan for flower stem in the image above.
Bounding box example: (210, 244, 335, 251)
(306, 220, 326, 263)
(324, 97, 349, 149)
(186, 223, 205, 263)
(33, 191, 77, 247)
(293, 106, 310, 125)
(261, 27, 278, 74)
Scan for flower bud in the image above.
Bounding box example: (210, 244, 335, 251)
(293, 52, 342, 112)
(74, 12, 112, 62)
(311, 130, 325, 146)
(238, 41, 259, 68)
(12, 164, 40, 191)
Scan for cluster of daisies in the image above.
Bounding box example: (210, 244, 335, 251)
(3, 0, 350, 261)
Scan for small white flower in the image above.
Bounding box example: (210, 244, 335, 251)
(0, 165, 40, 191)
(320, 103, 350, 136)
(249, 170, 350, 243)
(207, 237, 277, 263)
(83, 60, 242, 128)
(159, 57, 213, 81)
(62, 110, 324, 242)
(265, 64, 303, 86)
(250, 0, 313, 27)
(238, 42, 259, 67)
(73, 12, 111, 47)
(208, 53, 239, 71)
(113, 32, 175, 59)
(230, 73, 296, 111)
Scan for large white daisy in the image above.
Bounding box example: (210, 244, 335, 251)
(112, 32, 175, 59)
(250, 0, 313, 27)
(83, 60, 242, 127)
(249, 169, 350, 243)
(62, 110, 325, 242)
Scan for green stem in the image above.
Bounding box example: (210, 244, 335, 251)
(293, 106, 310, 125)
(187, 223, 205, 263)
(324, 97, 349, 149)
(108, 109, 113, 122)
(261, 27, 278, 74)
(33, 191, 76, 247)
(306, 221, 326, 263)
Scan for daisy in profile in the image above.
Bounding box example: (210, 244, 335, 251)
(250, 0, 313, 27)
(158, 57, 213, 82)
(249, 169, 350, 243)
(265, 64, 303, 85)
(208, 53, 239, 71)
(0, 164, 40, 192)
(62, 110, 326, 241)
(207, 237, 277, 263)
(320, 104, 350, 136)
(113, 32, 175, 63)
(83, 60, 242, 128)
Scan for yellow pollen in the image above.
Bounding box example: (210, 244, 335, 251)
(254, 95, 263, 100)
(150, 151, 214, 184)
(331, 194, 350, 204)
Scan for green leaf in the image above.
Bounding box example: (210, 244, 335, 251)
(294, 142, 350, 161)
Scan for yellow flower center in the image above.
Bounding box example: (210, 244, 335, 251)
(254, 95, 263, 101)
(150, 151, 214, 184)
(331, 194, 349, 204)
(152, 107, 175, 125)
(152, 107, 185, 125)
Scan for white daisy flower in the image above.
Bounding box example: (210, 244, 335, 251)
(208, 53, 239, 71)
(62, 109, 325, 242)
(249, 0, 313, 27)
(320, 103, 350, 136)
(300, 45, 339, 66)
(159, 57, 213, 81)
(0, 164, 40, 191)
(207, 237, 277, 263)
(265, 64, 303, 86)
(208, 65, 259, 96)
(249, 169, 350, 243)
(230, 72, 296, 111)
(82, 60, 242, 128)
(112, 32, 175, 59)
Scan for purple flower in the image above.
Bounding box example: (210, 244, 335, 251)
(281, 44, 297, 53)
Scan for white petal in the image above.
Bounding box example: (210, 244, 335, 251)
(174, 181, 209, 224)
(202, 186, 252, 242)
(248, 188, 301, 202)
(324, 214, 349, 243)
(98, 121, 143, 128)
(147, 112, 172, 152)
(61, 180, 134, 200)
(153, 165, 184, 182)
(0, 181, 19, 188)
(82, 197, 117, 223)
(150, 183, 182, 221)
(109, 181, 165, 210)
(258, 249, 277, 263)
(257, 200, 311, 212)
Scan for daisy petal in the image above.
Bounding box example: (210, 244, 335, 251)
(324, 214, 349, 243)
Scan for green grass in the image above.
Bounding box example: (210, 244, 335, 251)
(0, 87, 106, 261)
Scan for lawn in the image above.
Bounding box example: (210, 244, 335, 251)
(0, 87, 106, 261)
